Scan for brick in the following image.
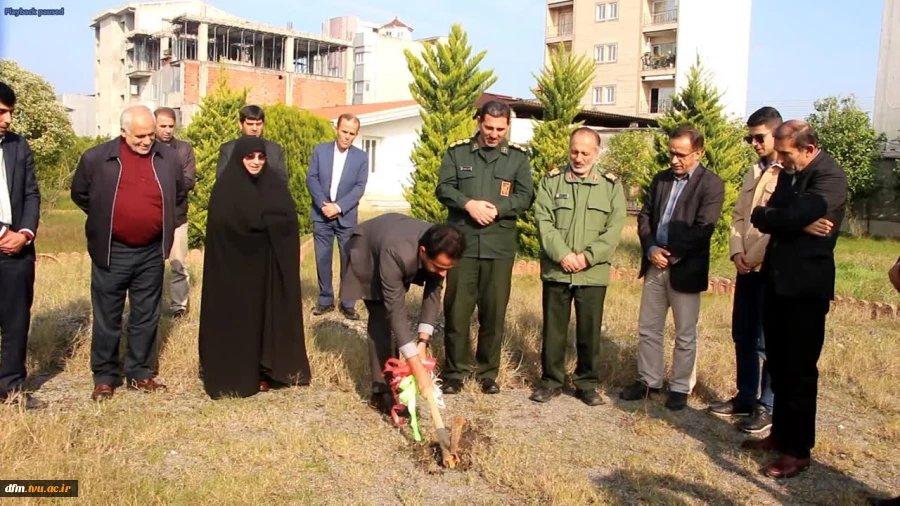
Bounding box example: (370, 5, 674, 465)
(292, 76, 346, 109)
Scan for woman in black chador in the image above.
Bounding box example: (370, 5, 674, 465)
(199, 135, 311, 399)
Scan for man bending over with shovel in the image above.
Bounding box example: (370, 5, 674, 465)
(340, 213, 465, 414)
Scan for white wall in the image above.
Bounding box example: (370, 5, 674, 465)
(676, 0, 752, 119)
(354, 115, 423, 198)
(510, 117, 535, 145)
(875, 0, 900, 152)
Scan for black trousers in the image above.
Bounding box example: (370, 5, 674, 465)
(0, 251, 35, 398)
(364, 300, 396, 393)
(763, 284, 829, 459)
(540, 282, 607, 390)
(90, 240, 164, 386)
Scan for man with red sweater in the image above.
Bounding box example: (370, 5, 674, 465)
(71, 105, 185, 402)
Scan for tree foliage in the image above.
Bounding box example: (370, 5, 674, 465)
(403, 24, 496, 223)
(651, 57, 756, 259)
(600, 129, 655, 204)
(182, 72, 246, 247)
(806, 95, 885, 205)
(518, 43, 595, 258)
(0, 59, 77, 208)
(262, 103, 335, 235)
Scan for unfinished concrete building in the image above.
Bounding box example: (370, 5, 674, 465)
(91, 0, 351, 136)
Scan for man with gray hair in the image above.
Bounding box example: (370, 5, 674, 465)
(71, 105, 185, 402)
(530, 127, 626, 406)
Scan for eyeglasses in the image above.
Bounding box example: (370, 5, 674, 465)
(744, 133, 768, 144)
(668, 150, 697, 160)
(243, 153, 267, 162)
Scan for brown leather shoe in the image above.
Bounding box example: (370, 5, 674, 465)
(741, 435, 777, 451)
(764, 455, 810, 478)
(129, 378, 167, 393)
(259, 381, 270, 392)
(91, 384, 115, 402)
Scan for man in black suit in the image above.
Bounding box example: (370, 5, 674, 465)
(216, 105, 287, 181)
(340, 213, 465, 414)
(620, 124, 725, 411)
(0, 81, 44, 410)
(744, 120, 848, 479)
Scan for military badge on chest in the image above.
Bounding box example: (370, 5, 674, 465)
(500, 180, 511, 197)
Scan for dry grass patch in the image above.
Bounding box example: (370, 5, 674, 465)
(1, 239, 898, 504)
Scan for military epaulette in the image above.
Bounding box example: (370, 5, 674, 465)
(449, 138, 471, 148)
(603, 171, 620, 183)
(507, 142, 529, 153)
(546, 167, 561, 177)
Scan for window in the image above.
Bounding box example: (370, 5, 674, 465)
(150, 83, 158, 100)
(354, 51, 364, 65)
(592, 85, 616, 105)
(595, 1, 618, 21)
(362, 138, 378, 173)
(353, 81, 364, 94)
(593, 43, 617, 64)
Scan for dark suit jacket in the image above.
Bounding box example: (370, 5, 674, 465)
(340, 213, 443, 355)
(306, 141, 369, 228)
(1, 131, 40, 257)
(750, 151, 848, 300)
(216, 138, 287, 182)
(161, 137, 196, 226)
(638, 164, 725, 293)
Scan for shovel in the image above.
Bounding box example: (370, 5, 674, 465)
(425, 392, 460, 468)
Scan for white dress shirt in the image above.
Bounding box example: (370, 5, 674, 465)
(330, 143, 349, 203)
(0, 137, 13, 238)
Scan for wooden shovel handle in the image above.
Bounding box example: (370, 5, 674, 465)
(425, 392, 445, 430)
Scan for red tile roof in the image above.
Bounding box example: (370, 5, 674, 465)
(308, 100, 419, 120)
(380, 17, 413, 31)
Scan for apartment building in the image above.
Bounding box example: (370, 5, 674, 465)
(322, 16, 447, 105)
(91, 0, 352, 136)
(545, 0, 751, 119)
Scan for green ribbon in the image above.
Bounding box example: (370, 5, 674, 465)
(397, 375, 422, 441)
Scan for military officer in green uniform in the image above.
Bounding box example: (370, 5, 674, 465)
(436, 100, 534, 395)
(529, 127, 627, 406)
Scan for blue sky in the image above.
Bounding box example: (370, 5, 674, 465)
(0, 0, 883, 120)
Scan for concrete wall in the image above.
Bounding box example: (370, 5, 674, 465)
(676, 0, 751, 119)
(58, 94, 98, 137)
(875, 0, 900, 155)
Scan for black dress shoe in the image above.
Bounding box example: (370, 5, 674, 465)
(2, 393, 47, 410)
(312, 304, 334, 316)
(529, 386, 562, 403)
(867, 495, 900, 506)
(340, 306, 360, 320)
(619, 380, 660, 401)
(368, 391, 395, 416)
(172, 309, 188, 320)
(576, 388, 605, 406)
(442, 378, 463, 394)
(480, 378, 500, 394)
(666, 391, 688, 411)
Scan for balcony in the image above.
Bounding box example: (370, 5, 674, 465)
(643, 9, 677, 32)
(547, 21, 573, 38)
(641, 52, 676, 73)
(641, 97, 674, 115)
(126, 61, 156, 77)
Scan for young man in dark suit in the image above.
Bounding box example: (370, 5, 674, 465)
(339, 213, 465, 413)
(745, 120, 848, 479)
(620, 124, 725, 411)
(306, 113, 369, 320)
(0, 81, 44, 410)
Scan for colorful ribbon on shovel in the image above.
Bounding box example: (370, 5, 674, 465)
(383, 357, 444, 441)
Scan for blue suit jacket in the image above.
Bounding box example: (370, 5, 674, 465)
(306, 141, 369, 228)
(2, 132, 41, 255)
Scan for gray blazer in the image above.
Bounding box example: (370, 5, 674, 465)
(216, 138, 287, 182)
(340, 213, 443, 357)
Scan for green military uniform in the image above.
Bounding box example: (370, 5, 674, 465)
(533, 163, 626, 391)
(436, 135, 534, 382)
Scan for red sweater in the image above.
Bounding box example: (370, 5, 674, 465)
(112, 139, 163, 246)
